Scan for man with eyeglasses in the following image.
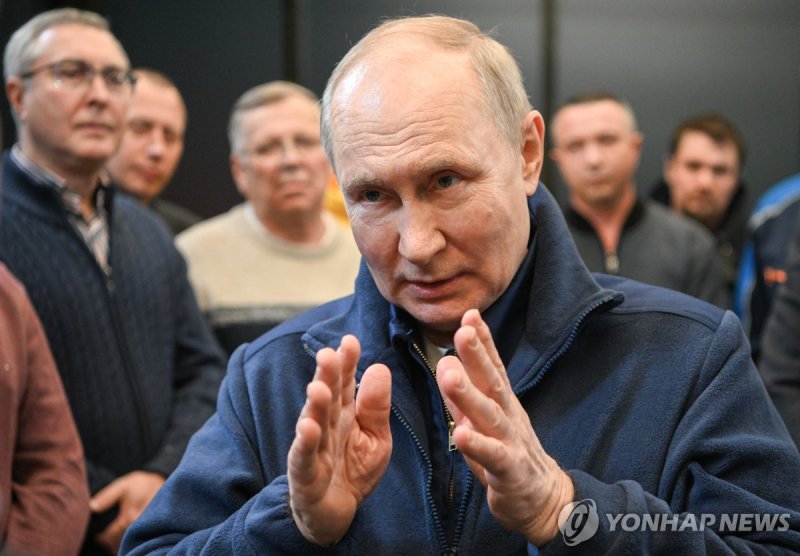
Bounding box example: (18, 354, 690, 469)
(175, 81, 361, 355)
(0, 9, 225, 554)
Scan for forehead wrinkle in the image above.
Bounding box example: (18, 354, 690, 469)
(334, 92, 485, 168)
(336, 114, 471, 189)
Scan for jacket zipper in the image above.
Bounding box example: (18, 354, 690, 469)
(392, 406, 452, 552)
(69, 214, 152, 452)
(411, 342, 457, 453)
(412, 341, 461, 551)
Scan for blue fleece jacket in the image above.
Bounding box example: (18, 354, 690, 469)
(122, 186, 800, 554)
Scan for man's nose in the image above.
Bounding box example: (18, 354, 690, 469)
(146, 132, 166, 159)
(85, 72, 112, 103)
(583, 143, 602, 167)
(397, 203, 446, 266)
(280, 140, 301, 166)
(694, 167, 715, 190)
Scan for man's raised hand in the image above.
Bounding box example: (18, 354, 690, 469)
(288, 334, 393, 546)
(436, 309, 573, 546)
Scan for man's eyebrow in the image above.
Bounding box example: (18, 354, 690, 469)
(412, 155, 460, 174)
(342, 155, 465, 191)
(342, 176, 380, 191)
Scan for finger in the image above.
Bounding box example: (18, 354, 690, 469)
(453, 323, 511, 410)
(315, 348, 342, 432)
(95, 515, 127, 553)
(338, 335, 361, 408)
(437, 356, 511, 441)
(451, 424, 513, 481)
(461, 309, 508, 384)
(355, 363, 392, 440)
(302, 378, 333, 453)
(89, 479, 123, 513)
(434, 355, 468, 425)
(288, 414, 323, 487)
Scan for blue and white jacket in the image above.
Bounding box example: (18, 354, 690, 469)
(734, 173, 800, 361)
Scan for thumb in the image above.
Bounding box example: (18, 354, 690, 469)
(90, 478, 124, 513)
(355, 363, 392, 436)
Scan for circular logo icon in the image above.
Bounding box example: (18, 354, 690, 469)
(558, 498, 599, 546)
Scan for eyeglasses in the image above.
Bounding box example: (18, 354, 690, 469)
(244, 136, 323, 162)
(20, 59, 136, 95)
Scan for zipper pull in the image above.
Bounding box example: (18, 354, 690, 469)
(448, 420, 457, 452)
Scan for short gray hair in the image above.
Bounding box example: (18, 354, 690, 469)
(321, 15, 531, 164)
(228, 81, 319, 155)
(3, 8, 124, 81)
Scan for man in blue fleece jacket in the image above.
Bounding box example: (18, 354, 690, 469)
(123, 15, 800, 554)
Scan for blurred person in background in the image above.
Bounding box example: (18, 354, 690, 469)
(106, 67, 200, 235)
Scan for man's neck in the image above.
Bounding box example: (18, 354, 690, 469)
(571, 185, 636, 254)
(256, 207, 328, 245)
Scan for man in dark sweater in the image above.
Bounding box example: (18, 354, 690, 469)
(0, 9, 225, 554)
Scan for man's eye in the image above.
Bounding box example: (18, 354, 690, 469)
(255, 143, 280, 155)
(58, 64, 87, 79)
(295, 136, 320, 148)
(363, 190, 384, 202)
(436, 175, 460, 189)
(128, 120, 152, 134)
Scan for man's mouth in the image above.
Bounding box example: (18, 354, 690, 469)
(405, 274, 461, 299)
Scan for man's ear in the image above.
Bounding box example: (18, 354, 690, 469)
(521, 110, 545, 196)
(631, 130, 644, 156)
(6, 77, 26, 121)
(662, 154, 674, 183)
(230, 153, 247, 198)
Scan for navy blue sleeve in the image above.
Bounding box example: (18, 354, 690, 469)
(540, 311, 800, 554)
(120, 345, 355, 555)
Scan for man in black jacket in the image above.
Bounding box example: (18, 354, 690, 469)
(652, 113, 750, 292)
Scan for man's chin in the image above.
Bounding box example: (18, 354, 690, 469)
(405, 306, 463, 345)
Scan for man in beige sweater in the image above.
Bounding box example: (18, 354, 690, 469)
(177, 81, 361, 355)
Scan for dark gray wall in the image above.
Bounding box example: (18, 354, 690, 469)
(107, 0, 285, 216)
(552, 0, 800, 205)
(2, 0, 799, 217)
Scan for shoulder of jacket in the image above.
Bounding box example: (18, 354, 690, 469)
(596, 274, 726, 331)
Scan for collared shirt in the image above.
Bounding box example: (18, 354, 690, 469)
(10, 145, 111, 275)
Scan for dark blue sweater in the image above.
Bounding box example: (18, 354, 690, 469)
(123, 186, 800, 554)
(0, 153, 225, 497)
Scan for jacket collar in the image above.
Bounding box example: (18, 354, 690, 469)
(564, 196, 647, 234)
(304, 185, 623, 389)
(2, 151, 116, 225)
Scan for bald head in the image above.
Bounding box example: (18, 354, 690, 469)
(321, 16, 531, 170)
